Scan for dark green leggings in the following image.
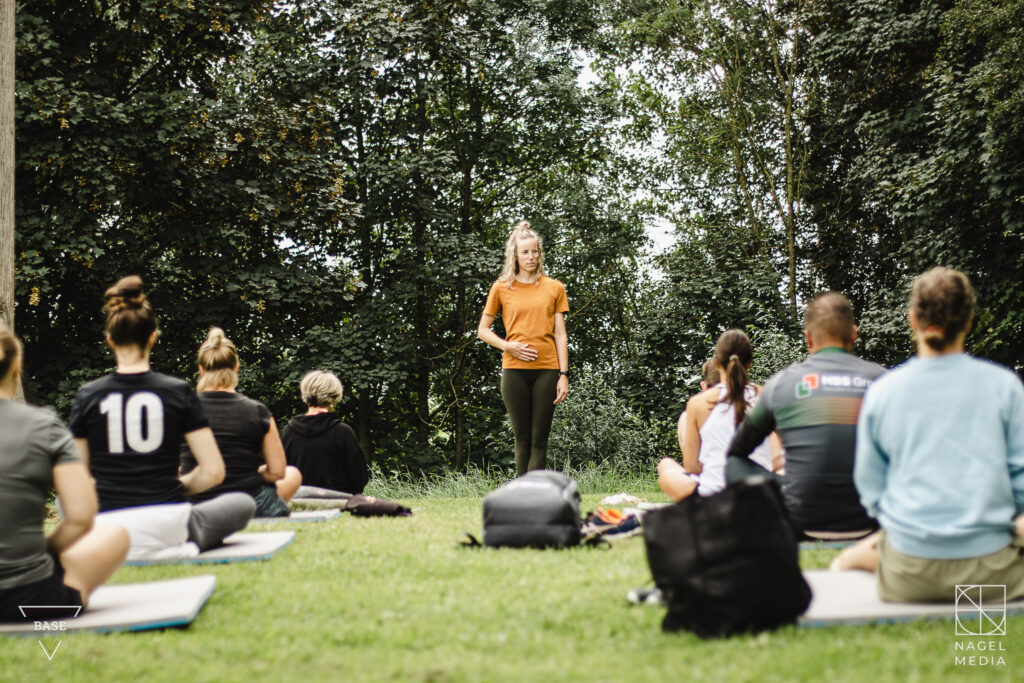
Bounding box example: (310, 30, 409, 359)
(501, 369, 559, 475)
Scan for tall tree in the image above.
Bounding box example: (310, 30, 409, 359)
(1, 0, 13, 334)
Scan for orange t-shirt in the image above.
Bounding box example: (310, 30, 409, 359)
(483, 275, 569, 370)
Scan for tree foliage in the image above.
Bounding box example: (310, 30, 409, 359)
(13, 0, 1024, 478)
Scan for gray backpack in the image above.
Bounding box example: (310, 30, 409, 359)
(482, 470, 582, 548)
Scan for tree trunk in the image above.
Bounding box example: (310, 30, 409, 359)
(1, 0, 21, 401)
(356, 390, 375, 465)
(1, 0, 14, 331)
(452, 61, 479, 469)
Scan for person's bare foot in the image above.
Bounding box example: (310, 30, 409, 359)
(829, 532, 880, 572)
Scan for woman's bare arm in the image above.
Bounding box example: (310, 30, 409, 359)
(48, 462, 97, 555)
(180, 428, 226, 494)
(259, 418, 287, 483)
(553, 312, 569, 404)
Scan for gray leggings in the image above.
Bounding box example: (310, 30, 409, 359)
(187, 492, 256, 551)
(501, 369, 559, 475)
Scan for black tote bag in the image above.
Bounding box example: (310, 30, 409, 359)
(642, 477, 811, 637)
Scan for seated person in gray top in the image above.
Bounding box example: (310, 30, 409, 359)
(0, 321, 128, 621)
(726, 292, 885, 536)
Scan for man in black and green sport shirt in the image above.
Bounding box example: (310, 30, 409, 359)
(726, 292, 886, 535)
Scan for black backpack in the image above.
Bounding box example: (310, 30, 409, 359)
(642, 477, 811, 637)
(482, 470, 581, 548)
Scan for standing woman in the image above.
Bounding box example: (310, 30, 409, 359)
(180, 328, 302, 517)
(0, 321, 128, 620)
(69, 276, 255, 559)
(832, 268, 1024, 602)
(477, 221, 569, 475)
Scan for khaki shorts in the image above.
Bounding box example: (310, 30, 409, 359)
(877, 530, 1024, 603)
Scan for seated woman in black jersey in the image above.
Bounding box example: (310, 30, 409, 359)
(180, 328, 302, 517)
(0, 321, 129, 621)
(281, 371, 369, 496)
(69, 277, 255, 560)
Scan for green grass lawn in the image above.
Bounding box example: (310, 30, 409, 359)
(3, 493, 1021, 682)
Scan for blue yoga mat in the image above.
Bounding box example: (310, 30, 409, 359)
(0, 575, 217, 636)
(123, 531, 295, 566)
(250, 509, 341, 524)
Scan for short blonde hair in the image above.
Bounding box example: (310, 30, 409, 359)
(497, 220, 545, 288)
(300, 370, 343, 408)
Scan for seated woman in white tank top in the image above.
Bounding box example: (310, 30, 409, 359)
(694, 382, 773, 495)
(658, 330, 779, 501)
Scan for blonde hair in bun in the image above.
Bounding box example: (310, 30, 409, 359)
(197, 327, 239, 391)
(498, 220, 545, 288)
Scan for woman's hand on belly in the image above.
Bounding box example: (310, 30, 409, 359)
(505, 341, 538, 362)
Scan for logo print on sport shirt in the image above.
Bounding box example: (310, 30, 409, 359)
(795, 374, 819, 399)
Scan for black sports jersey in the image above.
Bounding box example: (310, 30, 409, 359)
(727, 348, 886, 533)
(180, 392, 271, 500)
(69, 371, 208, 512)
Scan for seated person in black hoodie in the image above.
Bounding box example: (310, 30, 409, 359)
(280, 371, 369, 495)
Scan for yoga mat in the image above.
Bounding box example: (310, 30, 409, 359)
(799, 570, 1024, 627)
(293, 485, 352, 500)
(799, 529, 873, 550)
(0, 575, 217, 635)
(124, 531, 295, 566)
(250, 509, 341, 523)
(291, 498, 350, 510)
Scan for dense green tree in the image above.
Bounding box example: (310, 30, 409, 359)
(803, 0, 1024, 369)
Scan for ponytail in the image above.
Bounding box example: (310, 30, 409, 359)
(714, 329, 754, 425)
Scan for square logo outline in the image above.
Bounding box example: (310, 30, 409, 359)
(954, 584, 1006, 636)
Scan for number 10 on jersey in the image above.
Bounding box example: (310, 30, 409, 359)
(98, 392, 165, 453)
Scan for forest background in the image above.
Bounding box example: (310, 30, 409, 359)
(8, 0, 1024, 476)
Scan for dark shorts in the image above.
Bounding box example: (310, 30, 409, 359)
(0, 560, 82, 622)
(252, 485, 290, 518)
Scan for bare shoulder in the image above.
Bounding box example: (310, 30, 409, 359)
(687, 386, 720, 418)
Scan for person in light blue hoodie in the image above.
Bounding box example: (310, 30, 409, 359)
(831, 267, 1024, 602)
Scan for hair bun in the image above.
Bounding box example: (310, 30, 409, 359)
(205, 327, 225, 348)
(103, 275, 147, 313)
(513, 220, 531, 232)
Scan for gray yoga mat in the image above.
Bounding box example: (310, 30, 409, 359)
(291, 498, 351, 510)
(250, 509, 341, 524)
(799, 570, 1024, 627)
(124, 531, 295, 566)
(0, 575, 217, 635)
(291, 486, 353, 510)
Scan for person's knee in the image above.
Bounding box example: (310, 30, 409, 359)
(195, 492, 256, 524)
(226, 492, 257, 518)
(657, 457, 682, 477)
(108, 525, 131, 561)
